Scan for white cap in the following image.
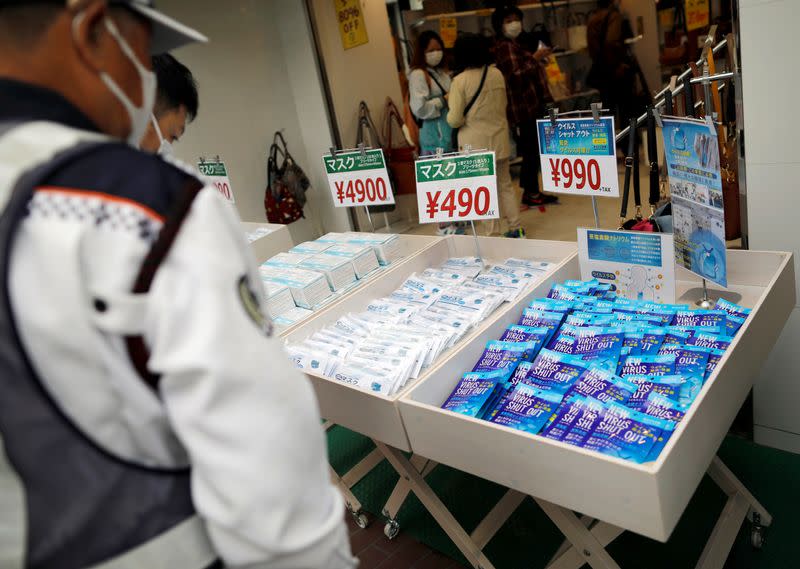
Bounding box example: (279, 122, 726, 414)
(120, 0, 207, 53)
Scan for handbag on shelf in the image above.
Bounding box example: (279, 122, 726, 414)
(382, 97, 417, 197)
(264, 141, 304, 225)
(272, 131, 311, 208)
(355, 100, 397, 213)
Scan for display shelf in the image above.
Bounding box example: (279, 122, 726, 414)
(399, 249, 795, 543)
(282, 236, 577, 451)
(241, 221, 294, 265)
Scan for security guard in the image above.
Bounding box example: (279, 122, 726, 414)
(0, 1, 355, 568)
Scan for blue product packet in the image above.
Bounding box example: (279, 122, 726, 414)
(662, 327, 691, 347)
(565, 312, 615, 328)
(547, 284, 584, 301)
(549, 327, 624, 372)
(724, 314, 747, 337)
(508, 349, 589, 396)
(561, 398, 606, 447)
(619, 354, 677, 378)
(622, 328, 644, 357)
(686, 333, 732, 352)
(528, 298, 574, 314)
(642, 391, 688, 423)
(542, 395, 598, 442)
(634, 307, 676, 326)
(499, 325, 550, 355)
(658, 345, 710, 379)
(673, 325, 724, 340)
(442, 370, 508, 417)
(704, 348, 726, 381)
(640, 301, 690, 312)
(614, 311, 663, 325)
(517, 309, 565, 343)
(639, 327, 667, 355)
(616, 347, 633, 376)
(489, 385, 563, 435)
(583, 402, 673, 464)
(472, 340, 539, 374)
(715, 298, 752, 320)
(671, 310, 728, 329)
(564, 366, 637, 406)
(626, 374, 684, 410)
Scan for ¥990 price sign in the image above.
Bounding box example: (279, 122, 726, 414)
(323, 149, 395, 208)
(537, 116, 619, 198)
(415, 151, 499, 224)
(198, 160, 236, 204)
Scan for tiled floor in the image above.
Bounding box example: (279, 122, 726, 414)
(346, 513, 466, 569)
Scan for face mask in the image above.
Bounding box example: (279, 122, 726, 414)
(74, 13, 157, 147)
(150, 114, 173, 156)
(425, 50, 444, 67)
(504, 21, 523, 40)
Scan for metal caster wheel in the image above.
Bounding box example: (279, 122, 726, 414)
(384, 520, 400, 540)
(751, 513, 765, 549)
(351, 510, 369, 530)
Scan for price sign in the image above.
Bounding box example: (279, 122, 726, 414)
(537, 116, 619, 198)
(415, 151, 499, 224)
(323, 149, 395, 208)
(197, 160, 236, 204)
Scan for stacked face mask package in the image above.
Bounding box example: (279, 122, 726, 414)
(244, 226, 276, 243)
(441, 279, 751, 464)
(285, 256, 554, 396)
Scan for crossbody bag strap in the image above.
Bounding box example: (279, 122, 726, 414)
(646, 106, 659, 210)
(619, 116, 637, 227)
(463, 65, 489, 118)
(426, 68, 449, 98)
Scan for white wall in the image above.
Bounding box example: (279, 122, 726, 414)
(739, 0, 800, 453)
(158, 0, 348, 239)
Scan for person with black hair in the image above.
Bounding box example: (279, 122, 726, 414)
(408, 30, 452, 155)
(492, 5, 557, 208)
(448, 33, 524, 238)
(140, 53, 199, 155)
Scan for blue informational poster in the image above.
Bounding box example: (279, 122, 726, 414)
(661, 117, 727, 287)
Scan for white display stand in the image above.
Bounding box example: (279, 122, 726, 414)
(282, 235, 577, 536)
(396, 249, 795, 568)
(241, 221, 294, 264)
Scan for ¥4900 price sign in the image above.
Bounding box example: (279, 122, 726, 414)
(536, 116, 619, 198)
(415, 151, 499, 224)
(323, 149, 395, 208)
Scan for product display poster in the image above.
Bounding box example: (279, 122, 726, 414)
(439, 17, 457, 48)
(415, 151, 499, 224)
(577, 228, 676, 303)
(662, 117, 727, 287)
(537, 116, 619, 198)
(335, 0, 368, 50)
(197, 160, 235, 204)
(323, 149, 395, 208)
(686, 0, 710, 32)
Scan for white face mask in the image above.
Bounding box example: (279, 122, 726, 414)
(150, 114, 173, 156)
(425, 50, 444, 68)
(503, 21, 523, 40)
(74, 13, 157, 147)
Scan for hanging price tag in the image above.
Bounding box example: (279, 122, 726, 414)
(415, 151, 499, 224)
(323, 149, 395, 208)
(537, 116, 619, 198)
(198, 159, 236, 203)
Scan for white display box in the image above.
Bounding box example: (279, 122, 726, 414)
(282, 236, 577, 451)
(242, 222, 294, 264)
(399, 249, 795, 542)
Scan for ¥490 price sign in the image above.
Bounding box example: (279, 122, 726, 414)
(323, 149, 395, 208)
(536, 116, 619, 198)
(415, 151, 499, 224)
(198, 160, 236, 204)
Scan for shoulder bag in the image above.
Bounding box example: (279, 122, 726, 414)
(382, 97, 417, 197)
(264, 141, 304, 224)
(451, 65, 488, 150)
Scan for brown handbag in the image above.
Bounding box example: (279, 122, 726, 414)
(382, 97, 418, 196)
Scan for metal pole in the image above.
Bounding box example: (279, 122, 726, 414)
(382, 212, 390, 233)
(697, 279, 714, 308)
(470, 220, 485, 267)
(364, 207, 376, 233)
(591, 197, 600, 228)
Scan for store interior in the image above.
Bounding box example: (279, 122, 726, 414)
(159, 0, 799, 567)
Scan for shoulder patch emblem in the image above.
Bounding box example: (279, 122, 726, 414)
(238, 275, 273, 337)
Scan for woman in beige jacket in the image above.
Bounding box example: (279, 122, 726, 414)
(447, 33, 524, 238)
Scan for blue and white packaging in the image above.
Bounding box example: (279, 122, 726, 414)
(619, 354, 677, 377)
(261, 281, 296, 320)
(290, 241, 333, 255)
(564, 367, 637, 406)
(662, 327, 691, 347)
(671, 310, 728, 329)
(715, 298, 752, 320)
(472, 340, 538, 374)
(322, 243, 380, 279)
(561, 398, 606, 447)
(473, 272, 531, 301)
(344, 232, 401, 266)
(704, 348, 726, 380)
(625, 374, 684, 410)
(543, 396, 595, 442)
(687, 332, 732, 351)
(506, 349, 589, 396)
(262, 252, 311, 269)
(421, 268, 468, 284)
(440, 257, 484, 278)
(261, 266, 333, 309)
(528, 298, 574, 314)
(642, 391, 687, 423)
(724, 314, 747, 337)
(549, 327, 624, 372)
(583, 402, 674, 464)
(489, 385, 563, 434)
(442, 370, 508, 417)
(565, 312, 615, 328)
(518, 309, 565, 343)
(500, 325, 550, 346)
(639, 327, 667, 354)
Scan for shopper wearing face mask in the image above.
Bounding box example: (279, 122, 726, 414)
(140, 53, 198, 156)
(492, 5, 558, 209)
(0, 2, 355, 569)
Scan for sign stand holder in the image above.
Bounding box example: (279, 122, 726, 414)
(546, 103, 610, 230)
